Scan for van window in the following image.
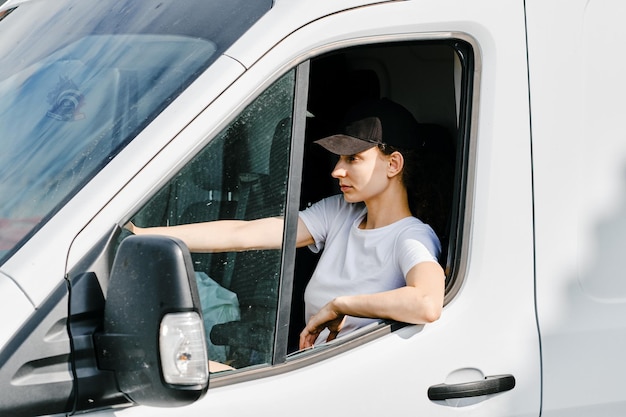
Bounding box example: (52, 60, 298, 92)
(0, 0, 272, 265)
(132, 71, 296, 370)
(291, 40, 471, 347)
(128, 38, 472, 376)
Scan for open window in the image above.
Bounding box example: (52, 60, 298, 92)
(289, 39, 473, 350)
(126, 36, 473, 378)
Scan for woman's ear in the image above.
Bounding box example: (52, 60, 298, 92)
(387, 151, 404, 178)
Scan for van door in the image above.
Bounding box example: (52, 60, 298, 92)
(528, 0, 626, 415)
(76, 1, 540, 416)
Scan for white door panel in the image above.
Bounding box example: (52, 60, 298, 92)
(528, 0, 626, 415)
(97, 324, 535, 417)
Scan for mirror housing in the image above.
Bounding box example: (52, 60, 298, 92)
(95, 235, 208, 407)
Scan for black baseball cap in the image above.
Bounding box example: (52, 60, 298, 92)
(314, 98, 420, 155)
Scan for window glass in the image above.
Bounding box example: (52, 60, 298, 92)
(0, 0, 272, 264)
(132, 71, 295, 370)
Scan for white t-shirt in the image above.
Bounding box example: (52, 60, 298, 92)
(299, 194, 441, 343)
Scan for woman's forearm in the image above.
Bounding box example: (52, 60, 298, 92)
(333, 261, 445, 324)
(333, 285, 442, 325)
(131, 217, 285, 253)
(299, 268, 444, 349)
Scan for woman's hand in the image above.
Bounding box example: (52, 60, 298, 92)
(124, 221, 137, 234)
(299, 299, 346, 350)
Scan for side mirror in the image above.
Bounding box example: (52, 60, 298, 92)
(95, 235, 208, 407)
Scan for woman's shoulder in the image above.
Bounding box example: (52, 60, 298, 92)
(395, 216, 441, 256)
(396, 216, 440, 243)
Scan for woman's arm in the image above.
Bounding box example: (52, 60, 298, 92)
(299, 261, 445, 349)
(129, 216, 314, 252)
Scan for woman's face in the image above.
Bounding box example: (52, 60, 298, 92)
(331, 147, 391, 203)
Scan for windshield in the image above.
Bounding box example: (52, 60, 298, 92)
(0, 0, 272, 263)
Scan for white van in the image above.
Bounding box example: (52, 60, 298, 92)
(1, 0, 625, 416)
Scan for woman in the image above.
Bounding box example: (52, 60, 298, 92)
(129, 98, 445, 350)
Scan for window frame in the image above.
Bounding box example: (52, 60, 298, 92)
(443, 37, 477, 303)
(271, 60, 310, 364)
(209, 32, 478, 386)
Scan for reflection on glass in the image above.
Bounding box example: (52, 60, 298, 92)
(133, 71, 296, 370)
(0, 0, 272, 262)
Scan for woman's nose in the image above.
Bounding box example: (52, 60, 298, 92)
(332, 161, 346, 178)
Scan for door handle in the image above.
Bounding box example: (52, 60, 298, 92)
(427, 374, 515, 401)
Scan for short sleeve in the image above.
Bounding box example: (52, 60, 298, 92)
(299, 195, 343, 253)
(396, 226, 441, 276)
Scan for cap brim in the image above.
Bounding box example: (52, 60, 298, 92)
(314, 134, 377, 155)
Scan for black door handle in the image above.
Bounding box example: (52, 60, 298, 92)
(428, 374, 515, 401)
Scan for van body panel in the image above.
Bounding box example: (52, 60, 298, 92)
(527, 0, 626, 415)
(225, 0, 392, 69)
(0, 272, 33, 351)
